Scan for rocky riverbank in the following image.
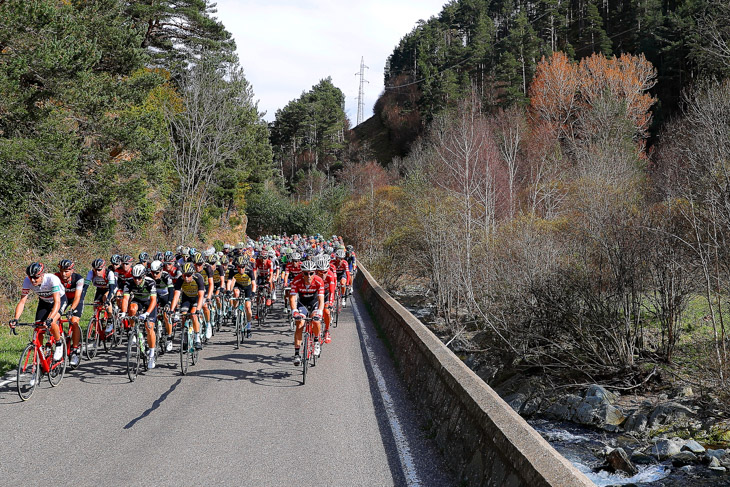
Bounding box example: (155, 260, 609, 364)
(392, 286, 730, 486)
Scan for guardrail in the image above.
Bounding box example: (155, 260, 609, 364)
(355, 264, 594, 487)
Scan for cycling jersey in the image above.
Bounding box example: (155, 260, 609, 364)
(334, 259, 350, 280)
(211, 263, 226, 288)
(319, 269, 337, 305)
(22, 274, 63, 303)
(285, 261, 301, 281)
(290, 275, 324, 309)
(228, 267, 254, 288)
(123, 276, 157, 306)
(152, 271, 174, 297)
(55, 272, 84, 301)
(254, 258, 273, 276)
(174, 273, 206, 298)
(86, 268, 117, 290)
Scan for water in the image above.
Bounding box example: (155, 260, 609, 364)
(530, 420, 730, 486)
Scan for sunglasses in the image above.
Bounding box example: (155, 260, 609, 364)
(304, 271, 315, 276)
(121, 263, 131, 266)
(184, 273, 194, 277)
(152, 271, 161, 275)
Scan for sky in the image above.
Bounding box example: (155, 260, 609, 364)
(212, 0, 448, 125)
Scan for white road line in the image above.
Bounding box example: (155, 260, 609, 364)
(352, 297, 422, 487)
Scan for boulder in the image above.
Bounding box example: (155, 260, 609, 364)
(630, 451, 654, 465)
(505, 393, 526, 413)
(709, 457, 722, 468)
(650, 438, 683, 460)
(681, 440, 705, 454)
(606, 448, 638, 476)
(585, 384, 617, 404)
(647, 402, 694, 428)
(706, 449, 727, 460)
(623, 412, 648, 434)
(671, 451, 698, 467)
(544, 394, 582, 421)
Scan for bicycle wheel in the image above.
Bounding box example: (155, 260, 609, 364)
(86, 317, 99, 360)
(48, 339, 67, 387)
(301, 334, 309, 385)
(235, 309, 242, 349)
(17, 344, 38, 401)
(126, 328, 140, 382)
(180, 324, 190, 375)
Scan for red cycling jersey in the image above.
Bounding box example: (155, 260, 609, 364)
(254, 258, 273, 276)
(290, 274, 324, 307)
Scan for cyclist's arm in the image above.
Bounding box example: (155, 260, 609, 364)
(317, 293, 325, 314)
(206, 277, 214, 301)
(170, 289, 180, 311)
(50, 291, 62, 320)
(70, 276, 83, 309)
(196, 289, 204, 310)
(13, 293, 29, 321)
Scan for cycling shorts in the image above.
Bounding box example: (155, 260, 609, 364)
(35, 295, 68, 322)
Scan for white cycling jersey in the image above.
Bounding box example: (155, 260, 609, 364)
(22, 273, 63, 303)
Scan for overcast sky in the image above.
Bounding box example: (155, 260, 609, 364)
(212, 0, 447, 125)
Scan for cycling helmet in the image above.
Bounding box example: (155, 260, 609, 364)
(153, 251, 164, 262)
(138, 252, 149, 263)
(150, 260, 163, 272)
(26, 262, 44, 278)
(223, 243, 231, 250)
(188, 248, 197, 257)
(204, 246, 216, 257)
(121, 254, 133, 264)
(58, 259, 74, 270)
(206, 254, 218, 264)
(163, 250, 175, 262)
(236, 241, 245, 250)
(315, 256, 330, 271)
(301, 260, 317, 272)
(292, 252, 301, 261)
(347, 245, 354, 251)
(192, 253, 205, 264)
(220, 255, 229, 265)
(131, 264, 146, 278)
(176, 245, 184, 253)
(336, 249, 346, 259)
(92, 258, 106, 270)
(182, 263, 195, 275)
(234, 256, 247, 267)
(268, 250, 276, 259)
(110, 254, 121, 265)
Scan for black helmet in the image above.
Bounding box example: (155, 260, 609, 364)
(26, 262, 44, 278)
(58, 259, 74, 270)
(163, 250, 175, 263)
(220, 255, 229, 265)
(234, 256, 247, 267)
(206, 254, 218, 264)
(121, 255, 133, 264)
(110, 254, 121, 265)
(182, 262, 195, 275)
(92, 258, 105, 270)
(153, 251, 164, 262)
(138, 252, 149, 263)
(192, 253, 204, 265)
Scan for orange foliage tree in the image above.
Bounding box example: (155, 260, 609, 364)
(529, 51, 657, 142)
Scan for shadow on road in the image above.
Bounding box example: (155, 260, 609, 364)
(124, 378, 182, 429)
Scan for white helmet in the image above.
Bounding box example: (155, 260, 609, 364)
(150, 260, 163, 272)
(132, 264, 147, 278)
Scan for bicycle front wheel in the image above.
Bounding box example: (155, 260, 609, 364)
(180, 325, 190, 375)
(301, 334, 309, 385)
(48, 340, 67, 387)
(17, 344, 38, 401)
(126, 329, 140, 382)
(235, 310, 242, 349)
(86, 317, 100, 360)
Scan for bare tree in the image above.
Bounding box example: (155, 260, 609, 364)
(164, 56, 250, 243)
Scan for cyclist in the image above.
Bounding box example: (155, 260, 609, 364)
(149, 260, 174, 353)
(170, 262, 205, 350)
(192, 253, 215, 339)
(120, 264, 158, 368)
(226, 255, 255, 337)
(315, 255, 336, 344)
(83, 258, 118, 334)
(254, 249, 274, 310)
(208, 253, 226, 313)
(55, 259, 84, 367)
(333, 249, 351, 307)
(10, 263, 66, 361)
(138, 252, 150, 268)
(289, 260, 325, 365)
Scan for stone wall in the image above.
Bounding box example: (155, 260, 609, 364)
(355, 265, 594, 487)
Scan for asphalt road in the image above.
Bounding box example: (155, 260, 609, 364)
(0, 290, 455, 487)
